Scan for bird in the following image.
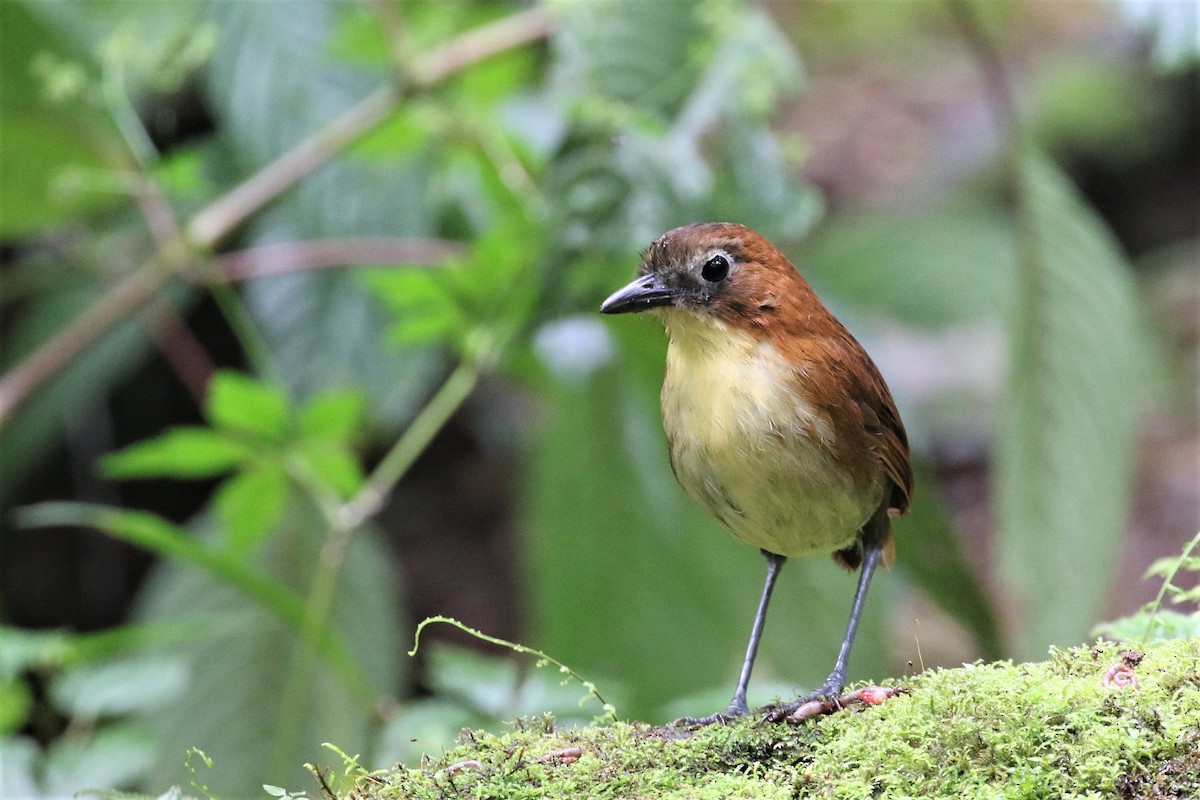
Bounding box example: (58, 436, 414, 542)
(599, 222, 913, 725)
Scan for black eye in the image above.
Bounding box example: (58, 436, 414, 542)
(700, 254, 730, 283)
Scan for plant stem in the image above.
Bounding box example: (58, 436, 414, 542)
(345, 358, 481, 529)
(271, 358, 481, 774)
(214, 237, 466, 282)
(0, 252, 179, 426)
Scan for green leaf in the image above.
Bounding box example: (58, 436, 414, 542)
(1092, 610, 1200, 643)
(995, 150, 1147, 658)
(16, 502, 366, 698)
(0, 676, 33, 735)
(49, 655, 188, 719)
(803, 209, 1016, 328)
(40, 724, 156, 798)
(205, 371, 292, 443)
(551, 0, 710, 120)
(0, 2, 123, 237)
(129, 505, 403, 797)
(297, 391, 366, 441)
(101, 427, 253, 479)
(214, 462, 289, 555)
(0, 622, 225, 679)
(294, 439, 364, 499)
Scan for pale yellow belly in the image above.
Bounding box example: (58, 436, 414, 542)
(661, 321, 880, 558)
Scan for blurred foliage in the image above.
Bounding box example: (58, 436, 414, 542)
(0, 0, 1191, 797)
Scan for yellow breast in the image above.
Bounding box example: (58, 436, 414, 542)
(659, 313, 878, 558)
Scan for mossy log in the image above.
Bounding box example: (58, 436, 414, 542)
(352, 638, 1200, 799)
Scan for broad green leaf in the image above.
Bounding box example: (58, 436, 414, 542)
(207, 0, 445, 427)
(214, 462, 289, 555)
(1092, 610, 1200, 643)
(0, 621, 228, 679)
(100, 427, 253, 479)
(130, 505, 403, 797)
(294, 439, 365, 499)
(205, 371, 291, 443)
(49, 655, 188, 719)
(297, 391, 366, 441)
(16, 503, 363, 688)
(995, 150, 1146, 658)
(41, 723, 156, 798)
(551, 0, 711, 120)
(803, 209, 1016, 328)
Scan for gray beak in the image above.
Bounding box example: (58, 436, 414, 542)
(600, 273, 675, 314)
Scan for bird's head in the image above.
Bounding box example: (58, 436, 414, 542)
(600, 222, 815, 334)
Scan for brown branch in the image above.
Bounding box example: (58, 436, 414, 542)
(945, 0, 1020, 142)
(213, 237, 465, 283)
(140, 302, 216, 405)
(0, 260, 177, 425)
(410, 6, 557, 88)
(185, 87, 399, 250)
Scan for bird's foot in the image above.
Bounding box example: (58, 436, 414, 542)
(760, 673, 846, 723)
(672, 698, 750, 728)
(761, 682, 906, 724)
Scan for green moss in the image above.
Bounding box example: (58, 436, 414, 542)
(352, 639, 1200, 799)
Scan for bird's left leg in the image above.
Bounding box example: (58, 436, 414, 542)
(765, 538, 884, 719)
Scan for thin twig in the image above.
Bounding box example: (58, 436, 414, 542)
(945, 0, 1019, 142)
(340, 358, 481, 530)
(214, 237, 465, 283)
(410, 6, 557, 88)
(139, 303, 216, 405)
(0, 257, 179, 426)
(185, 87, 399, 249)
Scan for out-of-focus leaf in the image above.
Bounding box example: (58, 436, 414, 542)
(894, 466, 1002, 660)
(1092, 610, 1200, 643)
(0, 2, 122, 237)
(205, 371, 291, 443)
(0, 677, 33, 735)
(373, 698, 484, 769)
(0, 114, 119, 238)
(100, 427, 252, 479)
(995, 150, 1146, 658)
(294, 439, 364, 500)
(41, 724, 156, 797)
(0, 622, 228, 679)
(17, 503, 313, 649)
(130, 506, 403, 797)
(521, 323, 891, 721)
(297, 391, 365, 442)
(204, 0, 446, 425)
(551, 0, 710, 120)
(49, 655, 188, 719)
(214, 462, 289, 555)
(0, 738, 39, 799)
(803, 209, 1016, 328)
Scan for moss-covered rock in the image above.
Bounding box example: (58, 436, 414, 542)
(352, 638, 1200, 799)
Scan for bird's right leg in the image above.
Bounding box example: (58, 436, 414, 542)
(674, 550, 786, 727)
